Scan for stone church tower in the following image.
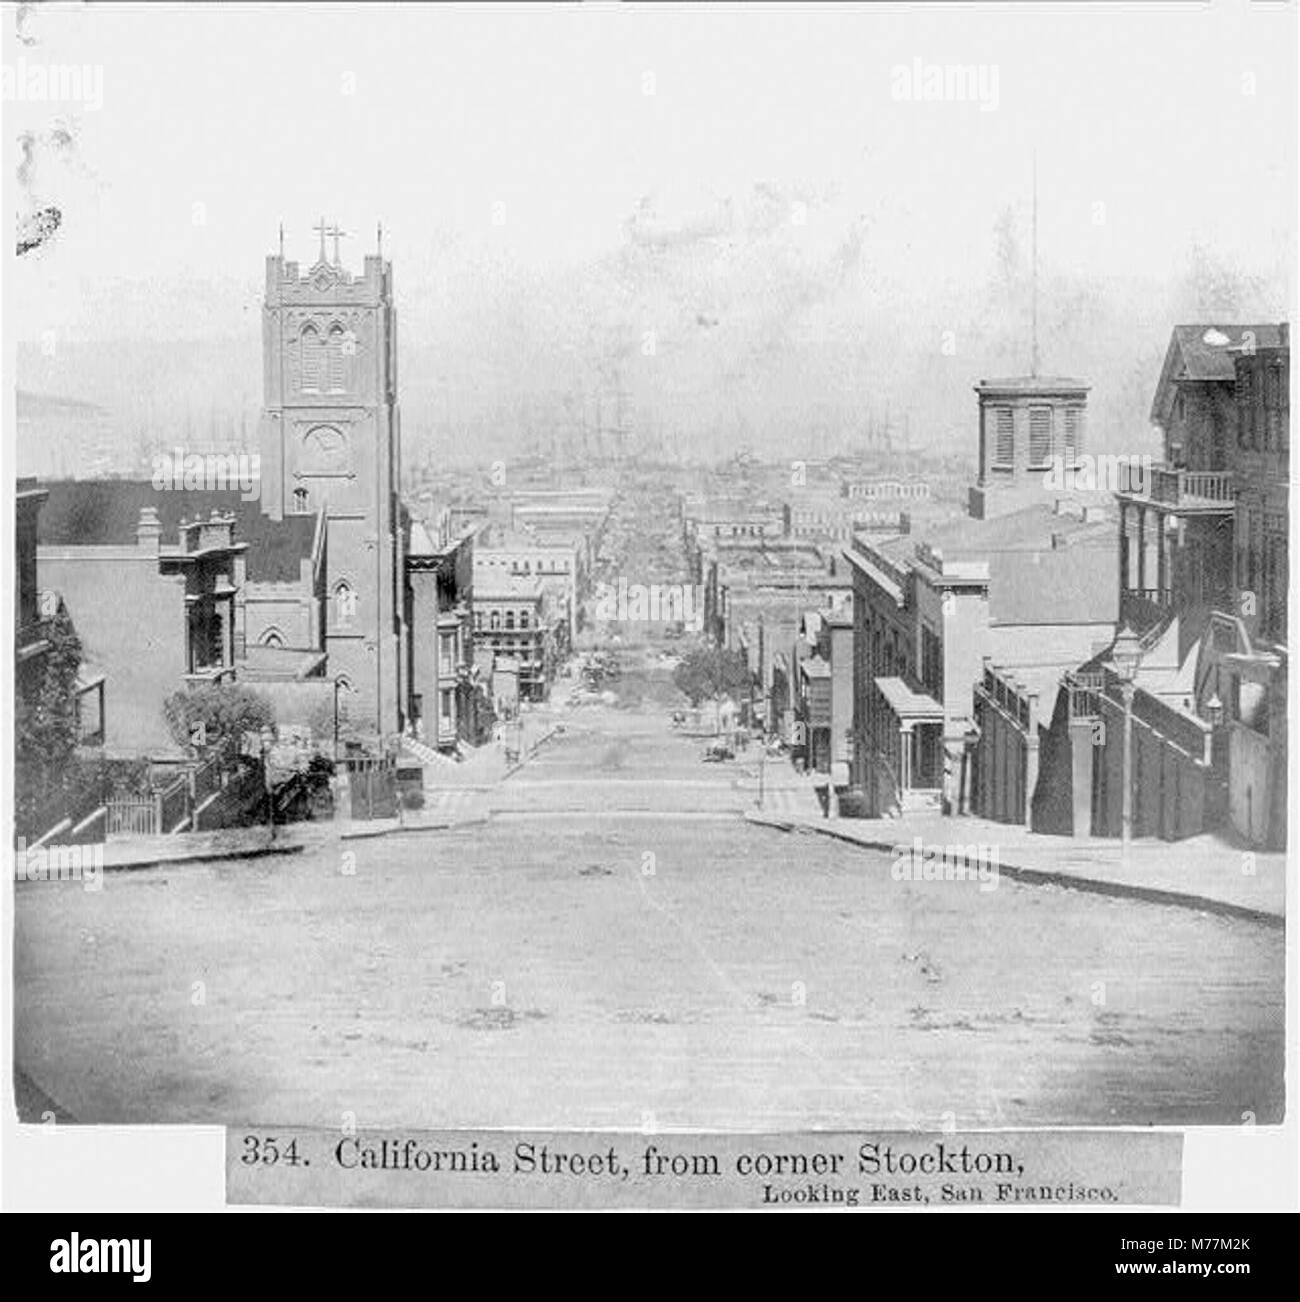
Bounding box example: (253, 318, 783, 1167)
(257, 226, 406, 738)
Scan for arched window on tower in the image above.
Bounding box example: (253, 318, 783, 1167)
(300, 324, 322, 391)
(327, 324, 346, 392)
(292, 487, 309, 514)
(334, 580, 357, 628)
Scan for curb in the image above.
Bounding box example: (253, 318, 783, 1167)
(744, 811, 1283, 927)
(99, 840, 306, 873)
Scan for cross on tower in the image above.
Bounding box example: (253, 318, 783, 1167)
(327, 223, 349, 267)
(312, 215, 329, 265)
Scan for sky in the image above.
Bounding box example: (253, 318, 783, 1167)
(4, 1, 1296, 463)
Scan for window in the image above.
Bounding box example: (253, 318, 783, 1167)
(992, 407, 1014, 466)
(505, 610, 515, 631)
(520, 610, 530, 630)
(1028, 406, 1052, 467)
(1265, 360, 1286, 451)
(292, 487, 309, 514)
(300, 324, 322, 391)
(333, 581, 356, 627)
(327, 324, 346, 391)
(1064, 407, 1082, 462)
(490, 610, 501, 632)
(439, 688, 454, 726)
(1236, 367, 1254, 448)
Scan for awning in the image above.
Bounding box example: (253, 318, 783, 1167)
(874, 676, 943, 722)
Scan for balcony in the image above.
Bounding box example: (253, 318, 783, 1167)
(1119, 464, 1234, 513)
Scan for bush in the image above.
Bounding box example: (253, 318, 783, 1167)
(163, 683, 275, 756)
(15, 598, 84, 832)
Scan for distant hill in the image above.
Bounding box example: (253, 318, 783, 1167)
(14, 190, 1288, 473)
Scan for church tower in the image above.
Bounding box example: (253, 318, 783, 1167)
(258, 222, 406, 738)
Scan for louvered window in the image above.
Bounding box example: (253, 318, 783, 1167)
(1028, 406, 1052, 466)
(992, 407, 1014, 466)
(1064, 406, 1082, 462)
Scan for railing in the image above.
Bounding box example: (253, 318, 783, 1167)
(21, 777, 105, 845)
(107, 798, 157, 837)
(980, 667, 1033, 730)
(1120, 589, 1175, 638)
(1149, 466, 1235, 507)
(104, 745, 236, 837)
(191, 751, 224, 807)
(157, 775, 191, 833)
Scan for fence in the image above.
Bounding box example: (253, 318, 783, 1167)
(106, 798, 158, 837)
(104, 744, 241, 838)
(344, 755, 399, 821)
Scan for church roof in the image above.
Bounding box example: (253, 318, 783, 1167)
(35, 479, 318, 583)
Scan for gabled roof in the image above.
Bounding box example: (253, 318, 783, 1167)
(1151, 324, 1288, 425)
(35, 479, 318, 583)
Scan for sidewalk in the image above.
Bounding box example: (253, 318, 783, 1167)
(97, 825, 312, 871)
(745, 808, 1286, 924)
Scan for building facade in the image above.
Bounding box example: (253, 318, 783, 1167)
(258, 237, 406, 738)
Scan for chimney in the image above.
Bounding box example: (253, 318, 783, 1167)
(137, 506, 162, 550)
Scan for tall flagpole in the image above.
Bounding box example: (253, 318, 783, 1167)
(1031, 152, 1039, 378)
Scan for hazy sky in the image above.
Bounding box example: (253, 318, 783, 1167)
(4, 2, 1295, 461)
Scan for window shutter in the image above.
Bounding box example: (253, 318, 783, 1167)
(994, 408, 1014, 464)
(1064, 407, 1082, 461)
(1029, 407, 1052, 466)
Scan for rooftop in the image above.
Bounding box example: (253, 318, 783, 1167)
(35, 480, 317, 583)
(852, 501, 1116, 625)
(475, 572, 544, 600)
(1152, 323, 1290, 424)
(975, 375, 1089, 394)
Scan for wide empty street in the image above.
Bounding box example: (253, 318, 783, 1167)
(14, 651, 1284, 1130)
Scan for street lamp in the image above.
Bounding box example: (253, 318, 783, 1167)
(1112, 627, 1141, 852)
(1205, 692, 1223, 728)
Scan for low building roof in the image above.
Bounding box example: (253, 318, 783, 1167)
(36, 479, 317, 583)
(975, 374, 1089, 394)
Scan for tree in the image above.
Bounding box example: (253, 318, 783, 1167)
(164, 683, 274, 756)
(15, 597, 83, 825)
(672, 645, 751, 709)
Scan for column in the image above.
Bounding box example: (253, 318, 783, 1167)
(1136, 507, 1147, 593)
(1118, 502, 1128, 594)
(1156, 519, 1168, 604)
